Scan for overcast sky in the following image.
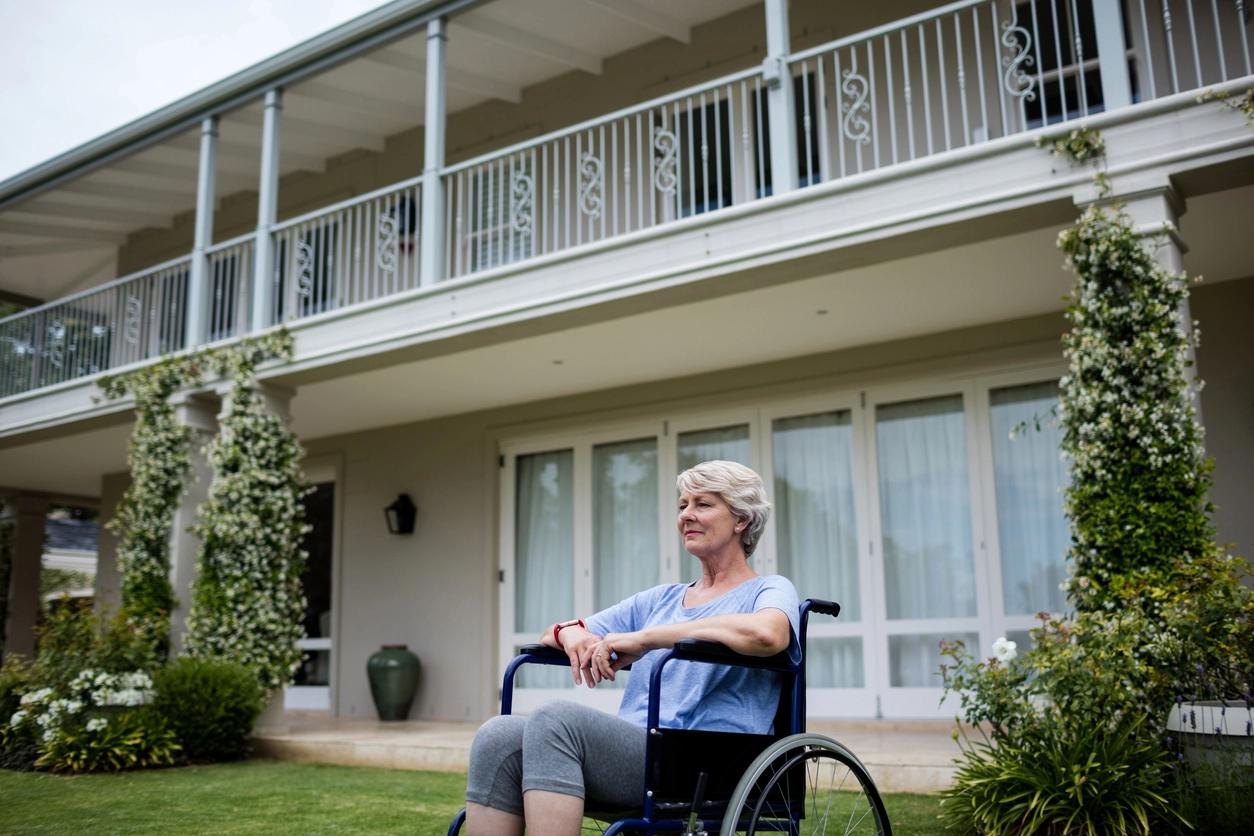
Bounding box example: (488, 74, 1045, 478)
(0, 0, 391, 184)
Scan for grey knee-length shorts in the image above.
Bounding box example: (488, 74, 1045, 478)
(465, 700, 649, 815)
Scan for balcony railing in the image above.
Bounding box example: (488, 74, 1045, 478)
(270, 177, 423, 325)
(0, 255, 191, 398)
(1, 0, 1250, 401)
(442, 68, 767, 279)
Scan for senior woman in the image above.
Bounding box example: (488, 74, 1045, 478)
(465, 460, 800, 836)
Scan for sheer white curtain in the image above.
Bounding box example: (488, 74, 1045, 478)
(592, 438, 658, 689)
(676, 425, 751, 580)
(515, 450, 574, 688)
(773, 411, 860, 617)
(889, 632, 978, 687)
(989, 381, 1069, 615)
(876, 395, 977, 620)
(772, 412, 864, 688)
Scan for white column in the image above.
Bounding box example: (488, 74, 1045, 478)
(420, 18, 448, 287)
(763, 0, 798, 196)
(186, 116, 219, 347)
(166, 392, 218, 656)
(1118, 184, 1202, 423)
(1092, 0, 1133, 112)
(251, 89, 283, 332)
(3, 496, 48, 660)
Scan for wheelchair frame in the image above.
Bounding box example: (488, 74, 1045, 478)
(448, 598, 891, 836)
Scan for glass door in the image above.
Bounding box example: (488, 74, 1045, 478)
(866, 385, 987, 718)
(286, 478, 336, 711)
(762, 395, 876, 716)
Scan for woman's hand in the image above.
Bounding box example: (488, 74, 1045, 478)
(589, 632, 650, 683)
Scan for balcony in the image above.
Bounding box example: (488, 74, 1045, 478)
(1, 0, 1251, 404)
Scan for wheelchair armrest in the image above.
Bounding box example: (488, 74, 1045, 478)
(518, 644, 569, 661)
(671, 638, 794, 671)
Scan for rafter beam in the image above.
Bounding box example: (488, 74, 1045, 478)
(232, 109, 387, 153)
(17, 201, 172, 228)
(288, 81, 425, 124)
(0, 242, 114, 259)
(56, 179, 192, 206)
(365, 49, 522, 103)
(453, 13, 602, 74)
(0, 220, 126, 244)
(577, 0, 689, 43)
(164, 136, 327, 175)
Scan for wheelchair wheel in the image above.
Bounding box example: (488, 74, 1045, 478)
(719, 733, 892, 836)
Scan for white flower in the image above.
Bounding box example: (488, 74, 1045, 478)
(991, 637, 1018, 663)
(86, 717, 109, 732)
(19, 687, 53, 706)
(9, 710, 28, 727)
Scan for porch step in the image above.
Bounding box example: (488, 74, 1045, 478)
(251, 714, 961, 794)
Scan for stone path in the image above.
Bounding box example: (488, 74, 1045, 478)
(253, 714, 964, 793)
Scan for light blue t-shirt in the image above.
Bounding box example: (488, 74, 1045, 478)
(584, 575, 801, 734)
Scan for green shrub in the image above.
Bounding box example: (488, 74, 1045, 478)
(31, 600, 157, 691)
(0, 655, 32, 732)
(152, 658, 264, 762)
(939, 718, 1180, 836)
(35, 708, 179, 774)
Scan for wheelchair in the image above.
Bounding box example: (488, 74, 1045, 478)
(448, 598, 892, 835)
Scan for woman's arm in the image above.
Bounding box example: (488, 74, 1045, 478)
(589, 608, 792, 681)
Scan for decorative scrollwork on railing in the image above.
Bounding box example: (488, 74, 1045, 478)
(375, 211, 398, 275)
(511, 169, 534, 235)
(579, 152, 603, 219)
(1000, 7, 1037, 101)
(840, 53, 871, 146)
(124, 295, 142, 346)
(48, 320, 65, 368)
(653, 125, 679, 196)
(295, 239, 315, 297)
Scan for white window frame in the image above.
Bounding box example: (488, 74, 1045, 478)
(496, 362, 1075, 720)
(971, 363, 1071, 647)
(760, 390, 876, 717)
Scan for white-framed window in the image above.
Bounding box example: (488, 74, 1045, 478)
(498, 362, 1070, 719)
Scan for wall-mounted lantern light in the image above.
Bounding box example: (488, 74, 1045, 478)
(384, 494, 417, 535)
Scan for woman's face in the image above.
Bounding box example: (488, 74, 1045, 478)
(677, 489, 744, 559)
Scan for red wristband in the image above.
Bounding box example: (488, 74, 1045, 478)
(553, 619, 585, 647)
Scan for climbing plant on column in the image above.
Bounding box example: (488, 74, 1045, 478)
(99, 356, 205, 659)
(182, 330, 312, 693)
(1057, 203, 1213, 614)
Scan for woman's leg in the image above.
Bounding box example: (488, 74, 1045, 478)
(465, 714, 526, 836)
(520, 700, 648, 831)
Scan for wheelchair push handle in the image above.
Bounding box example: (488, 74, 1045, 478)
(803, 598, 841, 618)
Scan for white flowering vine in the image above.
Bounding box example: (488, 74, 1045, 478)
(182, 330, 311, 692)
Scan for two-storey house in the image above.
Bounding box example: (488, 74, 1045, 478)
(2, 0, 1251, 721)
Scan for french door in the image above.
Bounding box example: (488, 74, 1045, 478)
(498, 366, 1070, 718)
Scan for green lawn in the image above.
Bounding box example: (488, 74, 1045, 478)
(0, 760, 947, 835)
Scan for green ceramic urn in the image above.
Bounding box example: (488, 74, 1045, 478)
(367, 644, 421, 721)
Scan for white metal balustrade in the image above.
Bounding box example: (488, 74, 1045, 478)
(1, 0, 1251, 401)
(789, 0, 1253, 184)
(270, 178, 422, 325)
(0, 256, 192, 398)
(442, 68, 769, 280)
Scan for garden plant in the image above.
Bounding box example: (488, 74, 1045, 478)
(0, 328, 310, 774)
(937, 134, 1254, 835)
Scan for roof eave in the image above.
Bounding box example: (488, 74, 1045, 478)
(0, 0, 467, 211)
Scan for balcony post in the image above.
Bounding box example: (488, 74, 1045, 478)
(1092, 0, 1133, 111)
(251, 88, 283, 332)
(420, 17, 448, 287)
(1, 495, 48, 661)
(186, 116, 219, 347)
(763, 0, 798, 195)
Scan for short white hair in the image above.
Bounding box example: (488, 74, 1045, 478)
(676, 460, 772, 557)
